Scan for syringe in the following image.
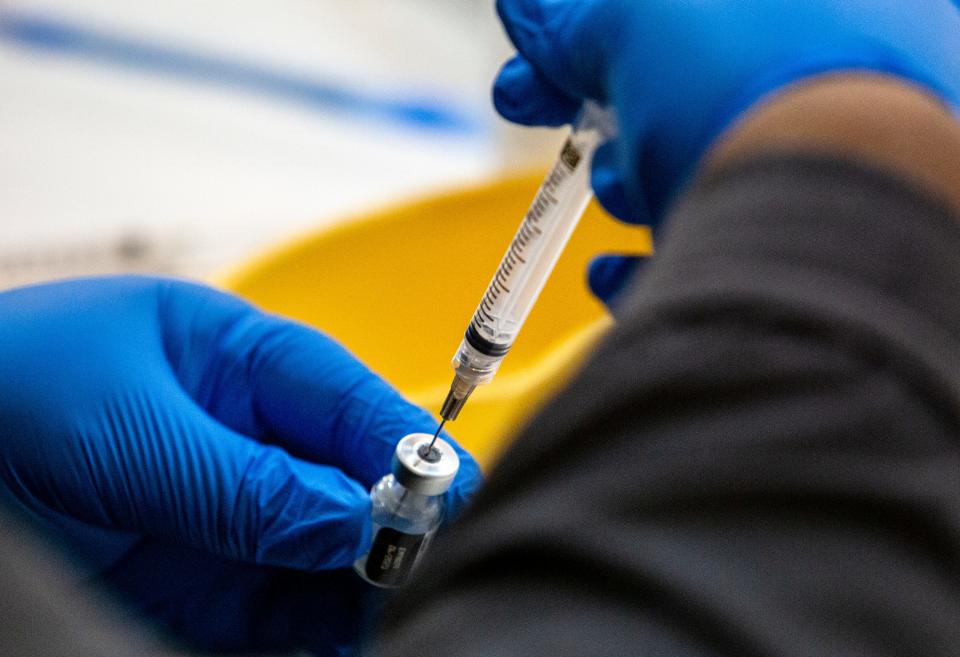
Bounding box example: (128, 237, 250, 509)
(436, 101, 616, 430)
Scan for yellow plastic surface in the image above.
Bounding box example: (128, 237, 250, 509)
(218, 174, 652, 468)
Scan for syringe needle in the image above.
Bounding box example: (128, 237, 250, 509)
(428, 419, 446, 451)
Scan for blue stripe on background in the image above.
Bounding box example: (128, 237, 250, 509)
(0, 11, 486, 136)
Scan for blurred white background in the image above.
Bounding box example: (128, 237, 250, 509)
(0, 0, 561, 287)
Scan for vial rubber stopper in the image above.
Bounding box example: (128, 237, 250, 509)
(392, 433, 459, 496)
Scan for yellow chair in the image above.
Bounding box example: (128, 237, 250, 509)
(218, 174, 652, 468)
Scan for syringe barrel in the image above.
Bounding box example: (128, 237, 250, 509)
(451, 101, 615, 388)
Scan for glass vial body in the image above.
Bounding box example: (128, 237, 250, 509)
(353, 432, 459, 588)
(353, 474, 444, 587)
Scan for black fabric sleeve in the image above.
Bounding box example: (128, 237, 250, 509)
(0, 507, 180, 657)
(372, 156, 960, 657)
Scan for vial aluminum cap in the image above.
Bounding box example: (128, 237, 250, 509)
(392, 433, 460, 496)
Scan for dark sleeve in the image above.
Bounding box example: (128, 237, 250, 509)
(372, 156, 960, 657)
(0, 507, 181, 657)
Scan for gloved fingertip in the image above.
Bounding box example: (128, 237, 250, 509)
(492, 57, 532, 120)
(588, 255, 646, 309)
(243, 451, 374, 571)
(493, 55, 580, 127)
(592, 168, 631, 223)
(591, 141, 645, 223)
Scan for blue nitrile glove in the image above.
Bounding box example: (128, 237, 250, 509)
(0, 276, 481, 655)
(493, 0, 960, 305)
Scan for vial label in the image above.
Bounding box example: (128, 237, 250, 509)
(364, 527, 425, 586)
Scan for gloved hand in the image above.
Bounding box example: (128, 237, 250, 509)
(493, 0, 960, 304)
(0, 276, 481, 655)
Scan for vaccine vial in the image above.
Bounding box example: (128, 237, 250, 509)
(354, 432, 460, 588)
